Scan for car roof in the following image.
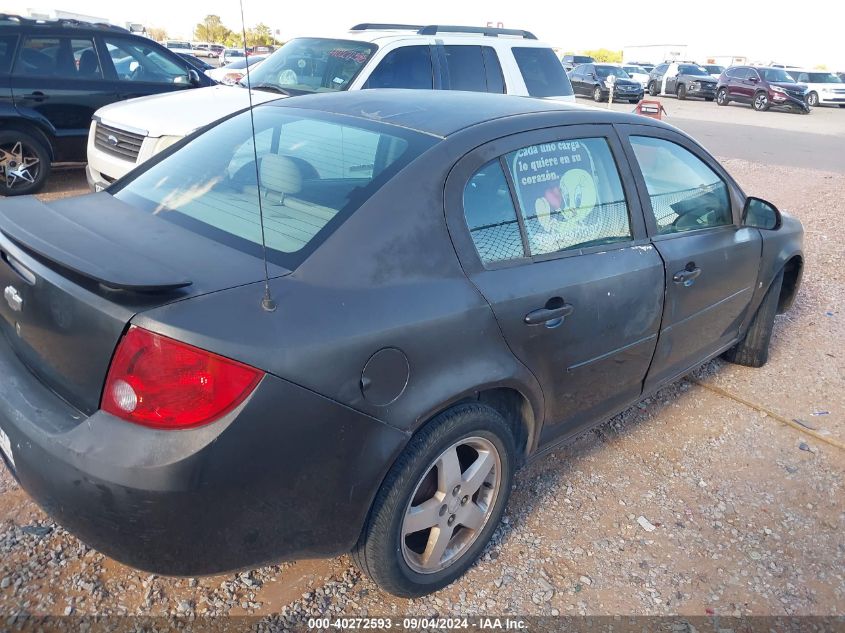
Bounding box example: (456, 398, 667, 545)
(269, 89, 663, 138)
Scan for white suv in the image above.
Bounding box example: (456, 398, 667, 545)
(788, 69, 845, 107)
(86, 24, 576, 190)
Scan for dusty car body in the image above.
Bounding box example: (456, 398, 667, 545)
(0, 90, 803, 596)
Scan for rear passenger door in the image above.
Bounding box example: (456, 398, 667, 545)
(361, 45, 436, 89)
(446, 125, 665, 446)
(437, 45, 505, 93)
(10, 33, 118, 161)
(617, 126, 761, 392)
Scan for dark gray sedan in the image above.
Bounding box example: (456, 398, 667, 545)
(0, 90, 803, 597)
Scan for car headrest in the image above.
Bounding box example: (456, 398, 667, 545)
(260, 155, 302, 196)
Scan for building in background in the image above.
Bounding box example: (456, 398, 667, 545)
(22, 8, 109, 23)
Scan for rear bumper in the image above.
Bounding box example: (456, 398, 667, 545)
(0, 332, 407, 575)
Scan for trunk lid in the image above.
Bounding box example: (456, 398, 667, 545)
(0, 193, 286, 415)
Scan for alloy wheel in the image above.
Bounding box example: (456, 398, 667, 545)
(593, 86, 603, 102)
(401, 436, 501, 574)
(807, 92, 818, 107)
(0, 140, 41, 190)
(754, 93, 768, 111)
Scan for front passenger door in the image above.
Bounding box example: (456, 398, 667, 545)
(446, 126, 665, 446)
(620, 129, 762, 392)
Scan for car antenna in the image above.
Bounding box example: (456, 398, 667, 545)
(239, 0, 276, 312)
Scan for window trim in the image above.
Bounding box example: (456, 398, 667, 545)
(445, 123, 649, 274)
(614, 123, 745, 239)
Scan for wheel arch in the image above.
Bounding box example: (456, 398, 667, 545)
(0, 116, 56, 161)
(777, 255, 803, 314)
(411, 382, 542, 466)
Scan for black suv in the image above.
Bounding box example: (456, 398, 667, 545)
(647, 62, 717, 101)
(0, 14, 215, 195)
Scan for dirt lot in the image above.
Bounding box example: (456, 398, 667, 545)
(0, 156, 843, 622)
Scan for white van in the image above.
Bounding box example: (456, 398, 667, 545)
(788, 69, 845, 107)
(86, 24, 576, 190)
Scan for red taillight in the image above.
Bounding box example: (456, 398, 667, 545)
(101, 326, 263, 430)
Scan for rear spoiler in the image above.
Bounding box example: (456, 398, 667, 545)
(0, 195, 192, 292)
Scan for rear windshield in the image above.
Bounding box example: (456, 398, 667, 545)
(112, 106, 435, 269)
(247, 38, 377, 95)
(512, 47, 574, 97)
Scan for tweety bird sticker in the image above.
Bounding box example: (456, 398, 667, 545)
(533, 168, 597, 231)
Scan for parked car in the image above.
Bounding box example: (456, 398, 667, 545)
(178, 52, 214, 72)
(191, 43, 217, 58)
(702, 64, 725, 79)
(620, 63, 649, 88)
(86, 24, 576, 190)
(0, 13, 214, 195)
(716, 66, 810, 113)
(204, 55, 267, 85)
(631, 61, 655, 74)
(647, 62, 717, 100)
(569, 63, 643, 102)
(249, 45, 275, 56)
(0, 89, 803, 597)
(787, 69, 845, 107)
(220, 47, 246, 65)
(162, 40, 193, 55)
(561, 53, 594, 72)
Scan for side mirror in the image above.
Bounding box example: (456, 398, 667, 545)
(188, 68, 201, 87)
(748, 75, 759, 83)
(743, 197, 781, 230)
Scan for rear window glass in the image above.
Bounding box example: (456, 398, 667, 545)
(512, 47, 574, 97)
(112, 107, 435, 269)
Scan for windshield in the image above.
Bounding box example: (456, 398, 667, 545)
(167, 41, 191, 49)
(704, 65, 724, 74)
(112, 106, 435, 269)
(596, 65, 629, 78)
(573, 56, 593, 63)
(678, 64, 709, 76)
(623, 66, 646, 74)
(760, 68, 794, 82)
(246, 38, 376, 95)
(513, 47, 574, 97)
(805, 72, 842, 83)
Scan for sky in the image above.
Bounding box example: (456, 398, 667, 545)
(12, 1, 845, 70)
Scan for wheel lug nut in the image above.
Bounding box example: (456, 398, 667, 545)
(447, 515, 456, 526)
(461, 495, 469, 505)
(439, 504, 448, 517)
(452, 485, 461, 496)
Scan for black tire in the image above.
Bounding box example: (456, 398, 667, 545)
(0, 129, 51, 196)
(677, 83, 687, 100)
(716, 87, 729, 106)
(722, 268, 784, 368)
(839, 104, 845, 108)
(807, 91, 818, 107)
(753, 91, 770, 112)
(648, 81, 658, 97)
(592, 85, 603, 102)
(352, 403, 516, 597)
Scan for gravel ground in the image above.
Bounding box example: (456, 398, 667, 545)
(0, 159, 842, 621)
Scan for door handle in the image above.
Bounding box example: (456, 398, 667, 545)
(28, 91, 48, 102)
(524, 300, 575, 326)
(673, 263, 702, 286)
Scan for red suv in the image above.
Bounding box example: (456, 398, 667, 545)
(716, 66, 810, 113)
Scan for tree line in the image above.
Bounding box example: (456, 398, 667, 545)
(148, 14, 278, 47)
